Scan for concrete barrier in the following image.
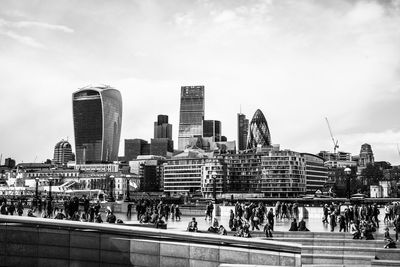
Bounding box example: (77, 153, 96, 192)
(0, 215, 301, 267)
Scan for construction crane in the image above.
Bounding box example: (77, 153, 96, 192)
(325, 117, 339, 154)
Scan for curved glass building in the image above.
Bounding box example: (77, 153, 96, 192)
(246, 109, 271, 149)
(73, 85, 122, 164)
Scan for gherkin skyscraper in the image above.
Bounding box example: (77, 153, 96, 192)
(246, 109, 271, 149)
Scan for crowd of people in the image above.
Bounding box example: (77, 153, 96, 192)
(0, 196, 124, 224)
(135, 199, 183, 229)
(0, 198, 24, 216)
(322, 203, 381, 232)
(192, 201, 302, 238)
(320, 202, 400, 244)
(2, 196, 400, 247)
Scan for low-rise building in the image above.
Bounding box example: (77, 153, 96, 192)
(74, 163, 119, 172)
(261, 150, 306, 198)
(301, 153, 328, 194)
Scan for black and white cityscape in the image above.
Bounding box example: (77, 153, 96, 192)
(1, 1, 400, 267)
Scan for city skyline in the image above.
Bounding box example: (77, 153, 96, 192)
(1, 0, 400, 164)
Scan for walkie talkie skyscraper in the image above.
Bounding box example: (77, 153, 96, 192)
(72, 85, 122, 164)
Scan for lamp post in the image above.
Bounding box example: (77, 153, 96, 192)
(107, 175, 115, 202)
(47, 177, 53, 217)
(125, 175, 131, 202)
(211, 171, 217, 203)
(344, 167, 352, 200)
(35, 177, 39, 207)
(48, 177, 53, 200)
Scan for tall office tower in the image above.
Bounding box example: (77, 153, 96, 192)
(73, 85, 122, 164)
(203, 120, 221, 142)
(53, 140, 73, 166)
(125, 139, 150, 161)
(359, 143, 374, 167)
(246, 109, 271, 149)
(237, 113, 249, 151)
(154, 115, 172, 139)
(178, 86, 205, 150)
(4, 158, 16, 169)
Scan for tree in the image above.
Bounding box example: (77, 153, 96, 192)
(360, 164, 383, 186)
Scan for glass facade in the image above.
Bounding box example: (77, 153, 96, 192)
(154, 115, 172, 139)
(178, 86, 205, 150)
(150, 138, 174, 157)
(203, 120, 221, 141)
(73, 86, 122, 164)
(124, 139, 149, 161)
(237, 113, 249, 151)
(247, 109, 271, 149)
(225, 153, 263, 193)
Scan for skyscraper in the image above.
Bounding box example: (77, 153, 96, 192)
(154, 115, 172, 139)
(203, 120, 221, 142)
(178, 86, 205, 150)
(237, 113, 249, 151)
(53, 140, 73, 166)
(124, 139, 150, 161)
(246, 109, 271, 149)
(73, 85, 122, 164)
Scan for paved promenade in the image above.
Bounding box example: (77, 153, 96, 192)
(26, 205, 394, 235)
(117, 208, 391, 235)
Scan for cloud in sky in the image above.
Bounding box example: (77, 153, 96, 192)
(0, 18, 73, 48)
(0, 0, 399, 164)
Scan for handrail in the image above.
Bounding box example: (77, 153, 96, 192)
(0, 215, 301, 254)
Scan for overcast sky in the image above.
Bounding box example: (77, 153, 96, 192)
(1, 0, 400, 165)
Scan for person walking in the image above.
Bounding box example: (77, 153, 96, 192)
(8, 202, 15, 216)
(126, 203, 132, 218)
(17, 201, 24, 216)
(264, 220, 273, 237)
(394, 214, 400, 242)
(329, 212, 336, 232)
(267, 208, 275, 231)
(175, 205, 181, 221)
(322, 204, 329, 224)
(338, 214, 347, 232)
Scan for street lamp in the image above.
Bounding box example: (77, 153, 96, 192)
(211, 171, 217, 203)
(47, 177, 54, 217)
(47, 177, 53, 200)
(344, 167, 352, 200)
(107, 175, 115, 202)
(125, 175, 131, 202)
(35, 177, 39, 207)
